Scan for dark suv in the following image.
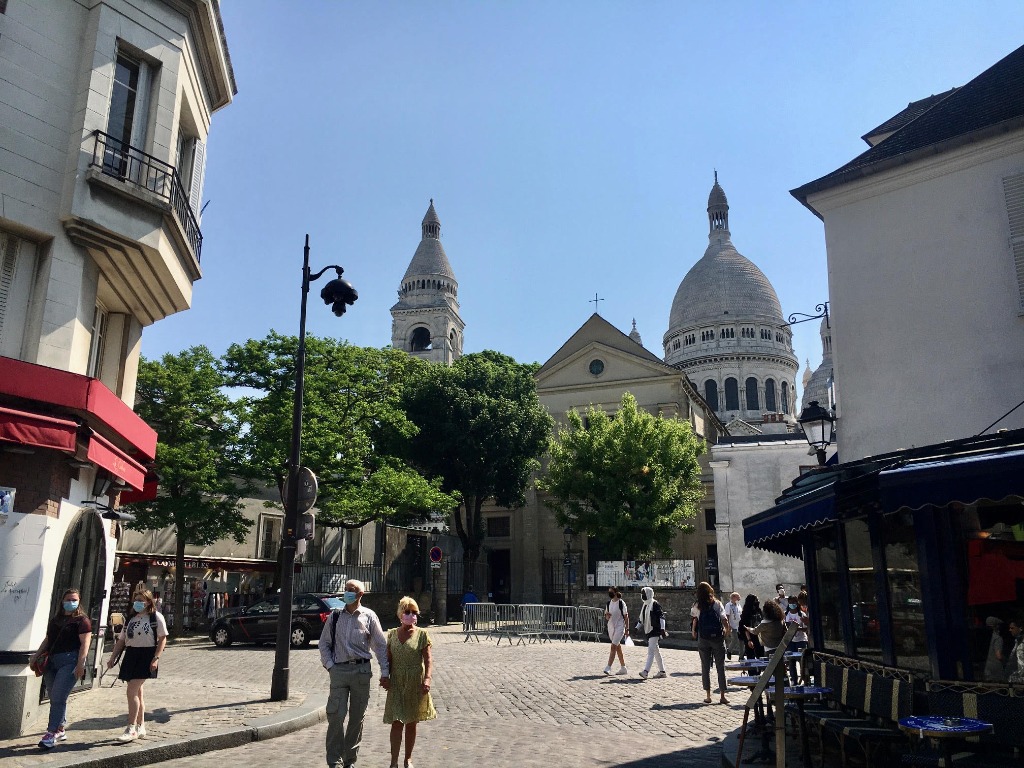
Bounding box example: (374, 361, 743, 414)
(209, 592, 345, 648)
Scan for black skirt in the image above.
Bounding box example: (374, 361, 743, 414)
(119, 646, 157, 681)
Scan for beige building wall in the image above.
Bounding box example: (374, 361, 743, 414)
(803, 131, 1024, 460)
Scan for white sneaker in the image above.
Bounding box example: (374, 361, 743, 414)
(653, 670, 667, 678)
(639, 669, 649, 679)
(117, 725, 137, 743)
(136, 724, 146, 738)
(616, 666, 628, 675)
(603, 665, 612, 675)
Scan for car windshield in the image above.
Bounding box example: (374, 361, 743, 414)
(322, 597, 346, 610)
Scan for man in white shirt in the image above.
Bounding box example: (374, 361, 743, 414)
(318, 579, 390, 768)
(724, 592, 743, 659)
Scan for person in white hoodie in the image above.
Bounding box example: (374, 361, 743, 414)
(636, 587, 667, 679)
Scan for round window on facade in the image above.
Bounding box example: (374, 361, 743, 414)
(588, 359, 605, 376)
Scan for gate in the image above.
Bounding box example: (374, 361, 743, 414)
(445, 558, 490, 620)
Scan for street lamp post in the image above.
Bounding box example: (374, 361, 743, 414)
(270, 235, 357, 702)
(797, 400, 836, 466)
(563, 527, 574, 607)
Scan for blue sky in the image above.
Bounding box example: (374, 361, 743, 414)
(142, 2, 1022, 385)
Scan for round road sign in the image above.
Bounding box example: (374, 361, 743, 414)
(429, 546, 443, 563)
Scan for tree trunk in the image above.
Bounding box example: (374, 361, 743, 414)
(172, 531, 186, 638)
(461, 495, 484, 595)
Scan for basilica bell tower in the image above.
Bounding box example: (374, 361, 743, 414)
(390, 200, 464, 365)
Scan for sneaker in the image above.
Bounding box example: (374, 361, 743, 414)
(136, 724, 146, 738)
(616, 666, 628, 675)
(117, 725, 137, 743)
(639, 669, 649, 679)
(603, 665, 613, 675)
(54, 727, 67, 742)
(38, 732, 57, 749)
(653, 670, 667, 679)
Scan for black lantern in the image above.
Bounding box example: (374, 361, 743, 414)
(798, 400, 835, 465)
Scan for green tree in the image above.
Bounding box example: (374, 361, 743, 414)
(537, 392, 705, 558)
(221, 333, 458, 529)
(400, 351, 553, 582)
(124, 346, 252, 636)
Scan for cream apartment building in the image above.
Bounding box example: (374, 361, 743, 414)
(0, 0, 235, 736)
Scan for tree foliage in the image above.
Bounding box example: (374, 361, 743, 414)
(221, 333, 458, 528)
(537, 392, 705, 558)
(124, 346, 252, 635)
(399, 351, 553, 577)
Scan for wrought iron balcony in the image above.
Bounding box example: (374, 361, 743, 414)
(88, 130, 203, 261)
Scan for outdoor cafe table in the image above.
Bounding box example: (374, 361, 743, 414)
(731, 676, 779, 765)
(725, 659, 769, 671)
(898, 715, 994, 767)
(785, 685, 832, 768)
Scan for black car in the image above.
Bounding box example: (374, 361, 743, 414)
(209, 592, 345, 648)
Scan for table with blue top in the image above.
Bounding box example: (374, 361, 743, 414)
(786, 686, 832, 767)
(726, 659, 769, 672)
(898, 715, 993, 767)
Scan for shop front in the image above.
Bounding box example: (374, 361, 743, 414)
(115, 554, 279, 631)
(743, 429, 1024, 683)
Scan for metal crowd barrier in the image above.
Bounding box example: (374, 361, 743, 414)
(462, 603, 611, 645)
(574, 606, 605, 642)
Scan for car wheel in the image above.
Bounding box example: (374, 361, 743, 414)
(290, 624, 308, 648)
(212, 626, 233, 647)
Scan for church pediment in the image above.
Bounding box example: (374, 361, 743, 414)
(724, 417, 763, 436)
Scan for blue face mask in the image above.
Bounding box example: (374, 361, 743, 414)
(342, 591, 358, 605)
(63, 600, 79, 612)
(133, 601, 146, 613)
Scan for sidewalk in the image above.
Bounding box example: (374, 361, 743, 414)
(0, 637, 327, 768)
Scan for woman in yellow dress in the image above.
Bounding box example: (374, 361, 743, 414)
(383, 596, 436, 768)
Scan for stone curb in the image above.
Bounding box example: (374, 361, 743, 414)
(39, 693, 327, 768)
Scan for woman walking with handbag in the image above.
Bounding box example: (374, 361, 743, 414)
(28, 587, 92, 749)
(106, 588, 168, 742)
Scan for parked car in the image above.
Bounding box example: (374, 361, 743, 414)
(209, 592, 345, 648)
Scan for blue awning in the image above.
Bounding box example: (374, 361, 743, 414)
(743, 482, 838, 558)
(878, 448, 1024, 512)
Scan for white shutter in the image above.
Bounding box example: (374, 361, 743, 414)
(188, 138, 206, 221)
(0, 233, 18, 343)
(1003, 172, 1024, 312)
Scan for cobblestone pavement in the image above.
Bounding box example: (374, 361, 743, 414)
(0, 625, 745, 768)
(157, 626, 740, 768)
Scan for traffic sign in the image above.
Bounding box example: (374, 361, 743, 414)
(562, 557, 571, 567)
(430, 561, 442, 570)
(429, 546, 443, 563)
(283, 467, 318, 513)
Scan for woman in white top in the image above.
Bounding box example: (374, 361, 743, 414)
(603, 587, 629, 675)
(106, 588, 168, 742)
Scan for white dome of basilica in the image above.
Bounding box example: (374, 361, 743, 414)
(663, 176, 799, 425)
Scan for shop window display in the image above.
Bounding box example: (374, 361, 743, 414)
(813, 525, 845, 654)
(845, 518, 884, 664)
(956, 500, 1024, 682)
(881, 513, 928, 671)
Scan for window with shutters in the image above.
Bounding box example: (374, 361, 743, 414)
(86, 304, 108, 378)
(259, 515, 283, 560)
(1003, 172, 1024, 312)
(0, 231, 27, 357)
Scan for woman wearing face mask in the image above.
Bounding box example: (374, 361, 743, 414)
(636, 586, 668, 679)
(106, 588, 168, 742)
(383, 596, 435, 768)
(29, 588, 92, 749)
(603, 587, 629, 675)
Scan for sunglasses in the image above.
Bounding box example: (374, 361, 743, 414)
(403, 610, 419, 616)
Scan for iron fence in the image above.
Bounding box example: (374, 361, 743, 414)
(89, 130, 203, 260)
(462, 602, 611, 646)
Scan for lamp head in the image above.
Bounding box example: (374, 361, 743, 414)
(320, 276, 358, 316)
(797, 400, 835, 451)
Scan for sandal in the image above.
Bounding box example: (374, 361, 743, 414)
(703, 696, 712, 704)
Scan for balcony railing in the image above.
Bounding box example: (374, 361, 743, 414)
(88, 130, 203, 261)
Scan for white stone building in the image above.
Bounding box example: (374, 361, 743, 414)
(791, 44, 1024, 460)
(390, 201, 464, 365)
(0, 0, 234, 736)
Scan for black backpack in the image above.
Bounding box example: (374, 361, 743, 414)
(697, 603, 724, 639)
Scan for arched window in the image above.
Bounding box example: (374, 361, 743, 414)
(410, 327, 432, 351)
(781, 381, 790, 414)
(745, 377, 759, 410)
(724, 377, 739, 411)
(765, 379, 777, 411)
(704, 380, 719, 411)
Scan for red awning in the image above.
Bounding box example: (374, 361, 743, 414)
(86, 432, 146, 490)
(0, 406, 78, 453)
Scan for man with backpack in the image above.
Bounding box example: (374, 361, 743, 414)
(691, 581, 731, 705)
